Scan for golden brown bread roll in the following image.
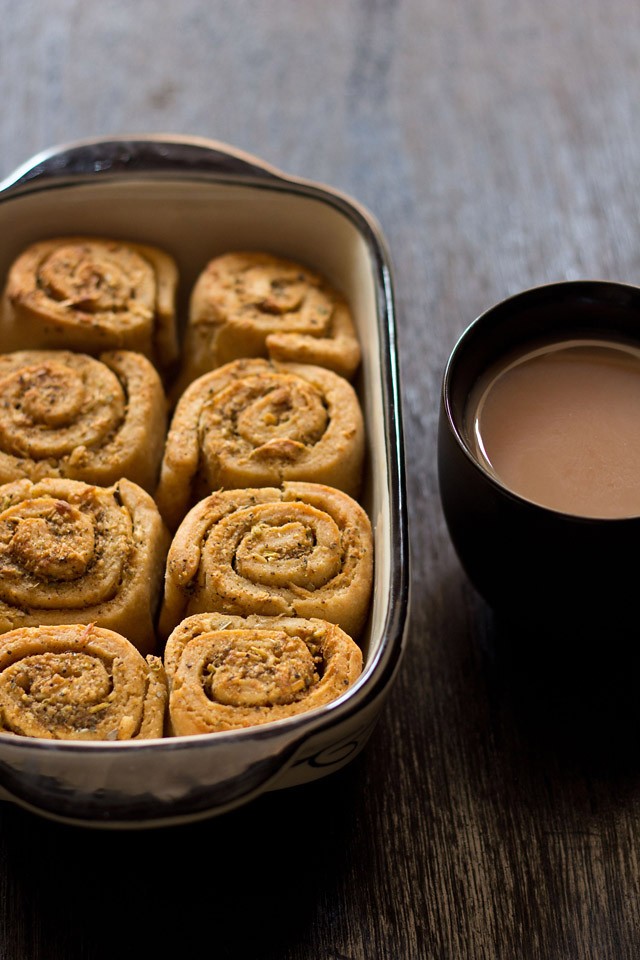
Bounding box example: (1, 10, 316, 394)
(0, 623, 167, 740)
(156, 357, 365, 531)
(0, 349, 167, 493)
(172, 251, 361, 395)
(0, 477, 170, 654)
(159, 482, 373, 642)
(0, 236, 179, 374)
(164, 612, 363, 735)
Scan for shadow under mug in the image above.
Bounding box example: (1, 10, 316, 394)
(438, 279, 640, 634)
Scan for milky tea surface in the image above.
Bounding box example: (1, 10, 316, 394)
(468, 339, 640, 518)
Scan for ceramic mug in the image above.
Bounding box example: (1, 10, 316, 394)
(438, 279, 640, 633)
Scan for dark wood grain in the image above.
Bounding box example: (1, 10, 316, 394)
(1, 0, 640, 957)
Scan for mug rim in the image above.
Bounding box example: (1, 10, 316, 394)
(441, 278, 640, 523)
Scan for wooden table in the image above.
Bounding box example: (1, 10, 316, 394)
(1, 1, 640, 957)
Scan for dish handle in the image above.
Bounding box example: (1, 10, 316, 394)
(0, 133, 287, 196)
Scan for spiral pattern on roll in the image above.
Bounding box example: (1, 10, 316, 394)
(173, 251, 361, 396)
(1, 236, 179, 372)
(159, 482, 373, 641)
(0, 477, 170, 654)
(156, 358, 365, 530)
(0, 349, 167, 492)
(164, 612, 363, 734)
(0, 623, 167, 740)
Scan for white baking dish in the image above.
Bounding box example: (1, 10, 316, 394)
(0, 134, 409, 828)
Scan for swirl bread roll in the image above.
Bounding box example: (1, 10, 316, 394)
(0, 349, 167, 493)
(156, 357, 365, 531)
(1, 236, 179, 374)
(173, 251, 361, 395)
(0, 477, 170, 654)
(164, 612, 363, 735)
(0, 623, 167, 740)
(159, 482, 373, 642)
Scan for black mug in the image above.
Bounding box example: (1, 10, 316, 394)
(438, 279, 640, 634)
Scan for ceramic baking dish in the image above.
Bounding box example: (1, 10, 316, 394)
(0, 134, 409, 828)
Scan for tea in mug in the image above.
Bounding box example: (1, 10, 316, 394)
(467, 338, 640, 519)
